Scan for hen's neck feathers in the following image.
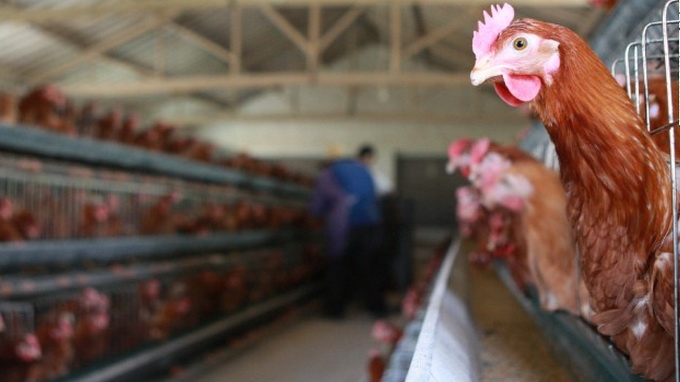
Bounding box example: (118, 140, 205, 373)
(517, 19, 672, 244)
(509, 20, 646, 150)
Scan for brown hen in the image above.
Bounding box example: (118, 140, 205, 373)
(471, 4, 675, 380)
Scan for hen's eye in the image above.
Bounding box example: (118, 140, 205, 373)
(513, 37, 527, 51)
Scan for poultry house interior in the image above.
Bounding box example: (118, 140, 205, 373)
(0, 0, 677, 381)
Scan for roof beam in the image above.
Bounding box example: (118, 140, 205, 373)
(402, 7, 478, 59)
(167, 110, 525, 126)
(230, 3, 242, 74)
(168, 24, 233, 64)
(319, 6, 364, 51)
(60, 72, 472, 98)
(308, 3, 321, 70)
(236, 0, 588, 5)
(0, 0, 590, 22)
(389, 2, 401, 72)
(258, 4, 309, 53)
(0, 1, 229, 22)
(30, 13, 179, 83)
(410, 5, 432, 63)
(21, 28, 156, 83)
(154, 24, 166, 76)
(431, 43, 472, 69)
(22, 15, 233, 109)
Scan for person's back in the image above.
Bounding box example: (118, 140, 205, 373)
(357, 144, 394, 198)
(329, 159, 381, 227)
(310, 156, 386, 319)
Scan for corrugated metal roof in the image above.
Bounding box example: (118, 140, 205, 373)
(0, 0, 604, 126)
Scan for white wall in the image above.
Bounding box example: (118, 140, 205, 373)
(197, 118, 526, 180)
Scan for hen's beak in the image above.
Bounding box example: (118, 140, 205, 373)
(470, 57, 503, 86)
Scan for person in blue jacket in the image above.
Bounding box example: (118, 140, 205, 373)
(310, 152, 386, 319)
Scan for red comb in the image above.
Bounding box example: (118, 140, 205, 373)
(472, 3, 515, 58)
(448, 139, 472, 159)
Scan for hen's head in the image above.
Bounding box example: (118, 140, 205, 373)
(470, 152, 510, 189)
(371, 320, 402, 344)
(79, 287, 110, 312)
(469, 138, 491, 168)
(446, 138, 473, 176)
(481, 173, 533, 212)
(16, 334, 41, 362)
(50, 312, 75, 340)
(470, 3, 560, 106)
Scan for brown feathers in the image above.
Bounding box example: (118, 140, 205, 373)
(514, 18, 673, 382)
(473, 8, 677, 380)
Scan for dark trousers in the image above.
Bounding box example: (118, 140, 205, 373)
(325, 224, 386, 317)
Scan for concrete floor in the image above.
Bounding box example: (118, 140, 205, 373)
(187, 230, 444, 382)
(191, 311, 378, 382)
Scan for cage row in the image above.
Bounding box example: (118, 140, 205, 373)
(0, 245, 325, 382)
(0, 85, 313, 187)
(0, 154, 314, 241)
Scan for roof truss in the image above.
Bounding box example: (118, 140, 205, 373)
(0, 0, 600, 125)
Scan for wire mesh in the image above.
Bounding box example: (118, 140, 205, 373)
(0, 243, 325, 382)
(0, 153, 309, 242)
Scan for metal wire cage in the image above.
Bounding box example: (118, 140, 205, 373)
(0, 125, 321, 379)
(0, 243, 325, 382)
(0, 153, 309, 241)
(609, 1, 679, 380)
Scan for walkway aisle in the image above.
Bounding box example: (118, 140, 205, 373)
(188, 230, 446, 382)
(191, 312, 377, 382)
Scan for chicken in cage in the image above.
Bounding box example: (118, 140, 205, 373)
(107, 285, 147, 356)
(611, 7, 679, 155)
(0, 242, 325, 382)
(5, 289, 109, 382)
(0, 153, 314, 243)
(0, 303, 40, 382)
